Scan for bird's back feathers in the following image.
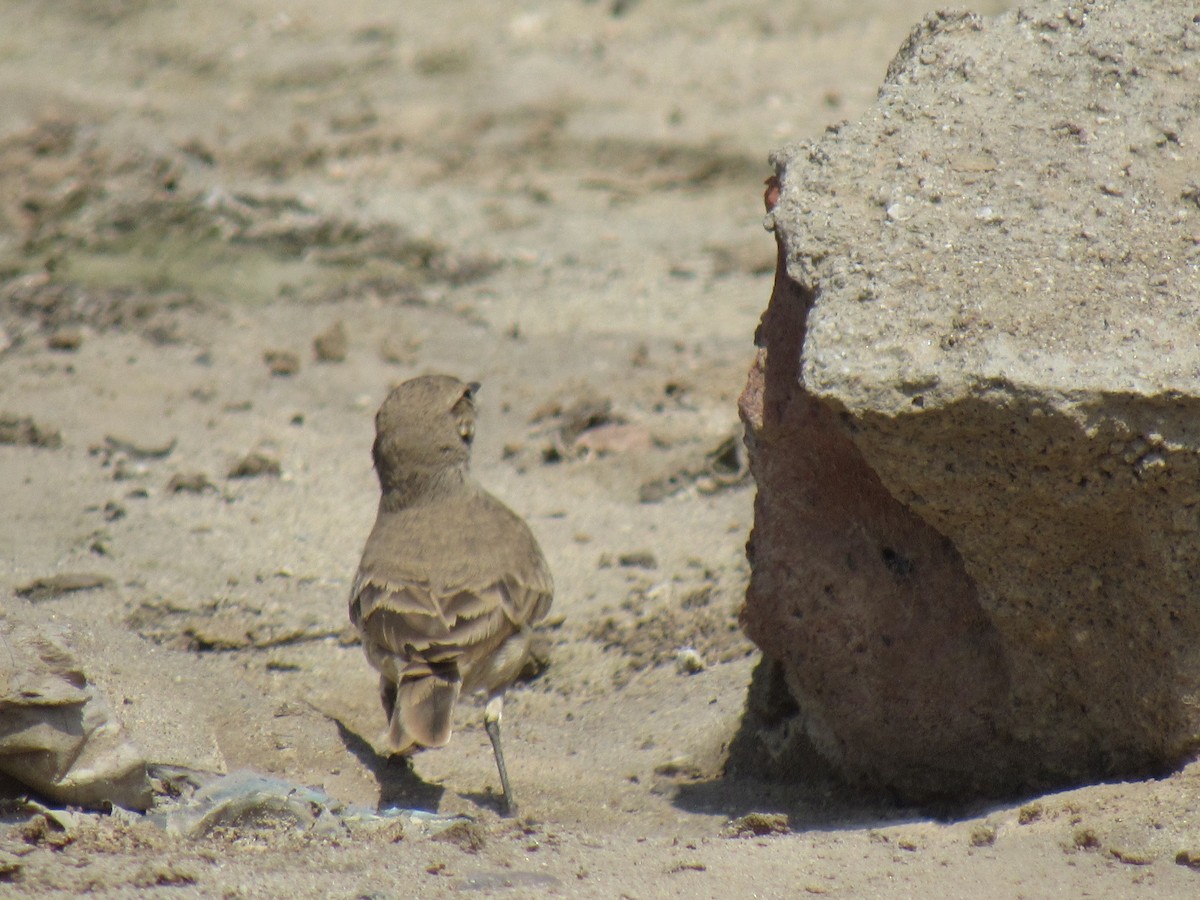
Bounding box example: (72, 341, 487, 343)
(350, 480, 552, 751)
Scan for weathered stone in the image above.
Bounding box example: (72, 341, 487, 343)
(0, 604, 152, 810)
(739, 0, 1200, 800)
(313, 319, 348, 362)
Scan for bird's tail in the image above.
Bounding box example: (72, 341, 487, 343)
(390, 670, 461, 750)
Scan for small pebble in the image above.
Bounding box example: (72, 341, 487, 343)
(228, 452, 282, 479)
(313, 321, 348, 362)
(675, 647, 705, 674)
(263, 350, 300, 377)
(168, 472, 215, 494)
(47, 328, 83, 352)
(618, 551, 658, 570)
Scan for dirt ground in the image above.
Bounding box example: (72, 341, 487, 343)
(3, 0, 1200, 896)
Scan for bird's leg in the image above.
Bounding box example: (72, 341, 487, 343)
(484, 692, 516, 816)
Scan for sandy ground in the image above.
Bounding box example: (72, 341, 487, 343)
(2, 0, 1200, 896)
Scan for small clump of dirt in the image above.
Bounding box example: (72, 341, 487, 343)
(0, 415, 62, 448)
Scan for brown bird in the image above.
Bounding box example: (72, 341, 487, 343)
(349, 375, 553, 815)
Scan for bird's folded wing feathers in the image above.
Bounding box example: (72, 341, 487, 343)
(351, 576, 524, 665)
(505, 546, 554, 625)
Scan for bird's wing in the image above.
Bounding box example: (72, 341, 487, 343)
(352, 573, 512, 749)
(349, 488, 553, 679)
(350, 574, 512, 668)
(499, 563, 553, 630)
(453, 490, 555, 628)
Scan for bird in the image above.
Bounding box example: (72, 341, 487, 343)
(348, 374, 553, 815)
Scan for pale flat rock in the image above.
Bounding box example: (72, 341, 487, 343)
(0, 598, 226, 811)
(0, 604, 152, 810)
(69, 620, 227, 778)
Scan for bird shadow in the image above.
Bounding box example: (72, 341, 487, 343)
(329, 716, 445, 813)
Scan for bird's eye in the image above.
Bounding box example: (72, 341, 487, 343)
(452, 383, 477, 445)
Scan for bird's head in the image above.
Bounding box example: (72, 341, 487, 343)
(372, 374, 480, 492)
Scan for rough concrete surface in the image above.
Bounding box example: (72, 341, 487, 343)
(742, 0, 1200, 801)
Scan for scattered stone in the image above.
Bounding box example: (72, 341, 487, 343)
(675, 647, 705, 674)
(1108, 846, 1156, 866)
(1018, 803, 1043, 825)
(0, 848, 22, 881)
(182, 619, 350, 657)
(969, 824, 998, 847)
(586, 577, 751, 677)
(103, 434, 177, 459)
(179, 137, 215, 165)
(617, 551, 657, 570)
(572, 422, 651, 457)
(653, 757, 702, 779)
(227, 452, 282, 479)
(639, 433, 750, 503)
(1072, 828, 1101, 851)
(723, 813, 789, 838)
(530, 394, 639, 462)
(46, 327, 83, 351)
(183, 621, 253, 652)
(131, 861, 198, 888)
(263, 349, 300, 376)
(167, 472, 215, 494)
(553, 396, 616, 445)
(431, 820, 487, 853)
(313, 320, 348, 362)
(89, 434, 175, 483)
(15, 572, 113, 602)
(1175, 849, 1200, 871)
(114, 459, 145, 485)
(0, 415, 62, 448)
